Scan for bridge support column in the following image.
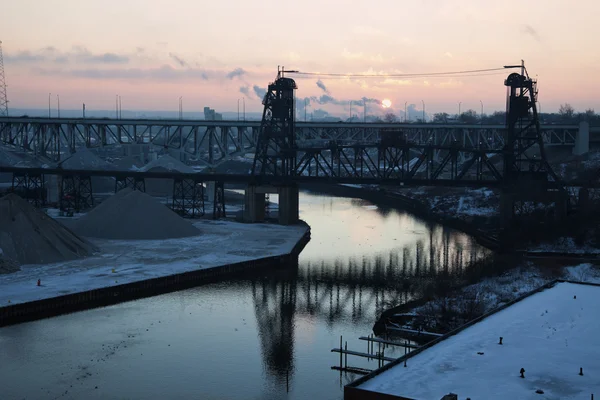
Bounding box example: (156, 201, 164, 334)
(573, 121, 589, 155)
(207, 181, 215, 202)
(278, 184, 299, 225)
(244, 184, 265, 223)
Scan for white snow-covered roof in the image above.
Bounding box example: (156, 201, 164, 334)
(140, 154, 195, 173)
(353, 281, 600, 400)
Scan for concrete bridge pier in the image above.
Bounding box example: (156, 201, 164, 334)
(243, 184, 299, 225)
(573, 121, 590, 156)
(244, 184, 266, 222)
(277, 184, 299, 225)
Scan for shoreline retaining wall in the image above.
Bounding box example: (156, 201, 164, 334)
(0, 225, 311, 328)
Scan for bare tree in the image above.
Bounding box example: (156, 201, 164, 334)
(383, 112, 398, 123)
(558, 103, 575, 120)
(433, 112, 449, 123)
(459, 109, 478, 124)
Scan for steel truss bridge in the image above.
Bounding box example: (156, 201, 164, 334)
(0, 116, 593, 165)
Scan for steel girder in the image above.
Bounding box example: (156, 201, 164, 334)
(172, 179, 205, 218)
(0, 119, 258, 164)
(294, 142, 504, 184)
(0, 118, 586, 166)
(11, 172, 45, 207)
(60, 175, 93, 211)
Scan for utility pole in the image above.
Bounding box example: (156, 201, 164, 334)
(304, 98, 307, 122)
(480, 100, 484, 123)
(0, 41, 9, 117)
(119, 96, 122, 119)
(349, 100, 352, 120)
(363, 98, 366, 122)
(237, 99, 240, 121)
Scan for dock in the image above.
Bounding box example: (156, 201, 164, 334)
(358, 336, 420, 349)
(331, 348, 397, 363)
(385, 326, 443, 337)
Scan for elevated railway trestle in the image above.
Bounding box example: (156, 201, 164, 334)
(1, 65, 597, 228)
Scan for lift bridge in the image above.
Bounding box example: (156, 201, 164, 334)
(1, 66, 598, 226)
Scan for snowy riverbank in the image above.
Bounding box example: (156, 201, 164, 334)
(382, 262, 600, 335)
(0, 220, 309, 307)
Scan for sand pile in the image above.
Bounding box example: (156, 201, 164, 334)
(0, 256, 20, 274)
(59, 148, 115, 170)
(0, 194, 97, 265)
(72, 188, 201, 240)
(140, 154, 195, 173)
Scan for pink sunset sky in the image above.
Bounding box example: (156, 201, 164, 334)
(2, 0, 599, 117)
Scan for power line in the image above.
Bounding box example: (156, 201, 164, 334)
(292, 71, 508, 80)
(288, 67, 508, 79)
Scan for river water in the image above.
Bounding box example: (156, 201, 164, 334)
(0, 192, 489, 400)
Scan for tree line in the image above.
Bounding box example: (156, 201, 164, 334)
(378, 104, 598, 125)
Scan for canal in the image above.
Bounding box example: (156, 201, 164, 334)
(0, 191, 489, 400)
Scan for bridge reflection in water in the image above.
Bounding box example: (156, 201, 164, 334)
(249, 203, 490, 385)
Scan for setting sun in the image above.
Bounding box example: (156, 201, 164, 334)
(382, 99, 392, 108)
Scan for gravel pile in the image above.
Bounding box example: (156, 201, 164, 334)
(140, 154, 195, 173)
(0, 194, 97, 265)
(59, 148, 115, 170)
(72, 188, 201, 240)
(0, 256, 20, 274)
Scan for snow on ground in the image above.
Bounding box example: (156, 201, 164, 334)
(0, 221, 307, 307)
(411, 265, 552, 320)
(529, 237, 600, 254)
(564, 263, 600, 284)
(359, 281, 600, 400)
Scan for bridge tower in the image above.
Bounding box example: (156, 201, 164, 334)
(500, 62, 566, 234)
(247, 68, 299, 225)
(251, 67, 297, 177)
(0, 41, 9, 117)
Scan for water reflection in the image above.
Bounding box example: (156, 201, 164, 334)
(248, 197, 489, 386)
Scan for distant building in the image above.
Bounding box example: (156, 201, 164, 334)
(203, 107, 222, 121)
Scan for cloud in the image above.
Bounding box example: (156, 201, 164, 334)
(253, 85, 266, 99)
(313, 94, 379, 106)
(239, 86, 251, 97)
(5, 51, 46, 63)
(316, 79, 329, 94)
(312, 109, 330, 119)
(522, 25, 541, 42)
(226, 67, 246, 80)
(444, 52, 453, 58)
(169, 53, 188, 67)
(6, 46, 129, 65)
(34, 65, 210, 81)
(84, 53, 129, 64)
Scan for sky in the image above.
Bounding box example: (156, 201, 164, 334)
(2, 0, 599, 118)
